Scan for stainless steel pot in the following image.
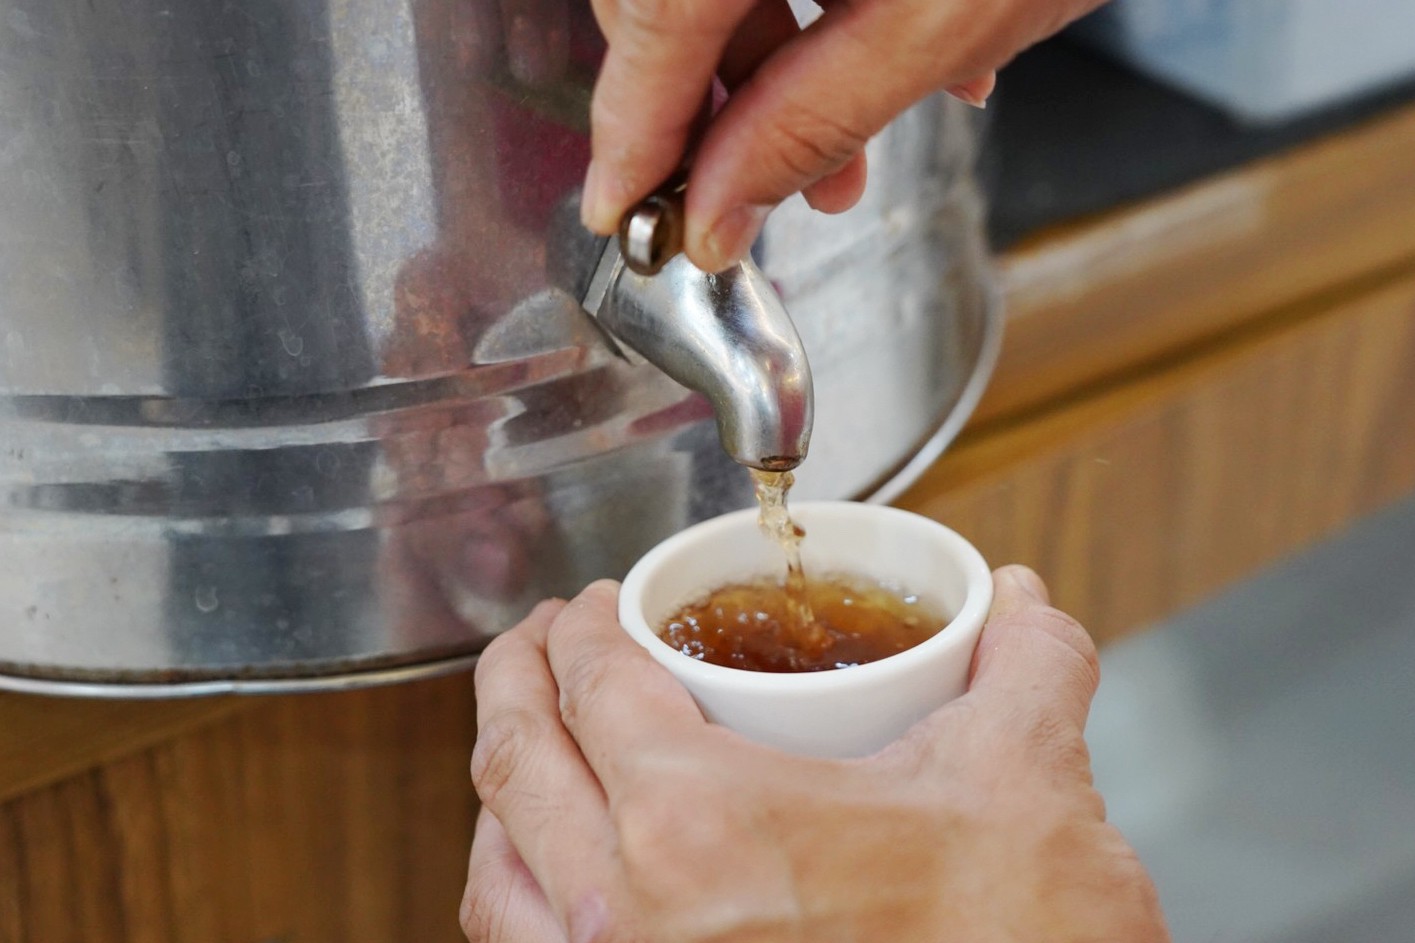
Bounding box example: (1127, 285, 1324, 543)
(0, 0, 999, 696)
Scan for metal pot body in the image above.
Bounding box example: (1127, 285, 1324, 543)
(0, 0, 999, 695)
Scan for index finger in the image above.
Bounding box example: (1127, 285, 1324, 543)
(461, 809, 568, 943)
(545, 580, 711, 793)
(471, 601, 623, 939)
(580, 0, 758, 234)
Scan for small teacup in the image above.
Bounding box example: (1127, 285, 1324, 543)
(619, 501, 993, 759)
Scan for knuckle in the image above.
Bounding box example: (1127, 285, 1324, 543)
(766, 102, 871, 184)
(615, 789, 675, 873)
(1109, 842, 1166, 913)
(470, 708, 550, 808)
(548, 602, 629, 727)
(614, 772, 717, 890)
(589, 84, 657, 139)
(1023, 710, 1094, 777)
(1046, 821, 1165, 928)
(1080, 782, 1107, 820)
(1031, 607, 1102, 692)
(581, 909, 639, 943)
(609, 766, 809, 941)
(528, 596, 568, 623)
(459, 870, 513, 943)
(554, 650, 616, 732)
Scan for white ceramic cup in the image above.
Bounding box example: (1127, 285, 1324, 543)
(619, 501, 994, 759)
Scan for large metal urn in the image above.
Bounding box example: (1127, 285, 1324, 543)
(0, 0, 999, 695)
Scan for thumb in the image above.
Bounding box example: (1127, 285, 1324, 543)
(966, 566, 1101, 736)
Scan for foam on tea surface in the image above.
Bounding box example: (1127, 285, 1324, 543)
(657, 572, 943, 672)
(656, 469, 946, 672)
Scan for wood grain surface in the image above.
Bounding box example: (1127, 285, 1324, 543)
(0, 673, 479, 943)
(0, 695, 246, 807)
(978, 101, 1415, 427)
(901, 266, 1415, 643)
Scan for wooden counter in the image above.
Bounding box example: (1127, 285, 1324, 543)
(898, 100, 1415, 639)
(5, 101, 1415, 943)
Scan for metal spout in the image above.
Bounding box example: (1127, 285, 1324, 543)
(582, 248, 813, 470)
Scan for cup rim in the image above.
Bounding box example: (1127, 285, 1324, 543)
(618, 501, 994, 692)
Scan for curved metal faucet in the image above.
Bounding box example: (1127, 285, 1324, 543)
(578, 190, 813, 471)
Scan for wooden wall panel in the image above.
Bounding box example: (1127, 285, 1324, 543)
(0, 695, 245, 807)
(900, 269, 1415, 643)
(0, 674, 479, 943)
(977, 102, 1415, 427)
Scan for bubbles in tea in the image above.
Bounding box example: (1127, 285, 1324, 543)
(657, 573, 944, 673)
(658, 466, 944, 672)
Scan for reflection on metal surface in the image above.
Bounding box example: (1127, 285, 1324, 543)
(0, 0, 998, 695)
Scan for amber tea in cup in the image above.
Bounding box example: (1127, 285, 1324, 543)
(657, 573, 945, 673)
(620, 501, 994, 757)
(656, 468, 947, 673)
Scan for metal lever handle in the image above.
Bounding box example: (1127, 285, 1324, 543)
(617, 174, 687, 277)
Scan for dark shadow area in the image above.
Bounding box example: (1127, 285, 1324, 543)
(982, 38, 1415, 249)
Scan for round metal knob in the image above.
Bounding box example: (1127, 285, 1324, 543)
(618, 178, 687, 276)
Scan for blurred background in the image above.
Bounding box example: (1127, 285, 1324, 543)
(1090, 492, 1415, 943)
(964, 5, 1415, 939)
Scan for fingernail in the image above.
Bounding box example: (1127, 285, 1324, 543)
(946, 73, 996, 109)
(946, 84, 989, 109)
(998, 565, 1048, 603)
(703, 204, 771, 272)
(580, 160, 609, 233)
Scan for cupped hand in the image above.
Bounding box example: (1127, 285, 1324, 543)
(461, 565, 1171, 942)
(580, 0, 1108, 272)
